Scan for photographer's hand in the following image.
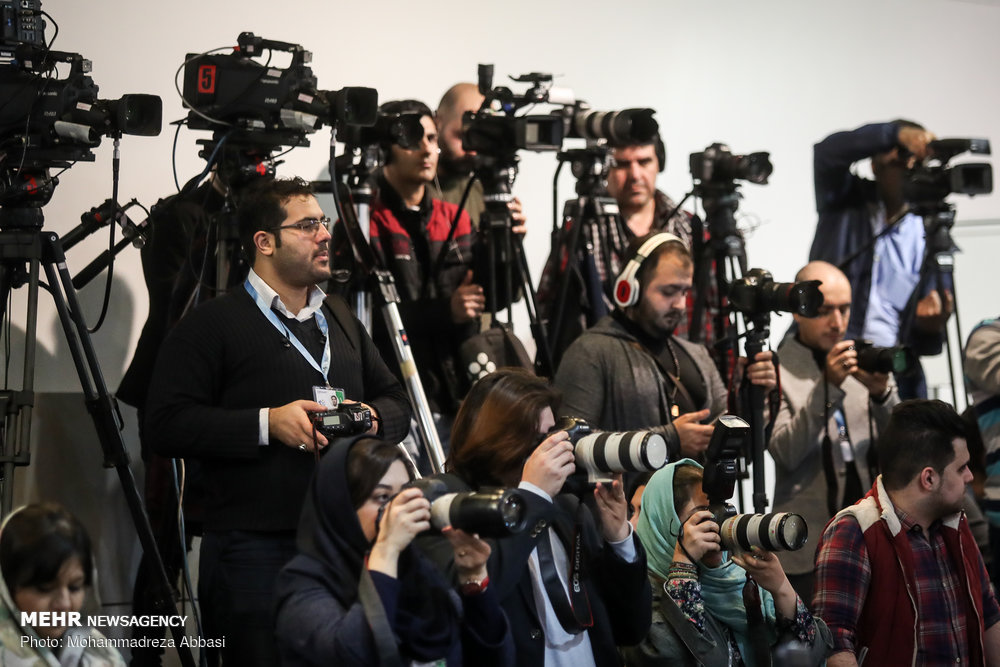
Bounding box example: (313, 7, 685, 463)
(825, 340, 857, 387)
(268, 399, 330, 450)
(341, 399, 380, 435)
(672, 509, 720, 565)
(509, 197, 527, 236)
(368, 488, 431, 579)
(853, 368, 889, 398)
(897, 125, 936, 165)
(915, 289, 953, 333)
(594, 474, 630, 543)
(443, 526, 490, 584)
(521, 430, 574, 497)
(451, 270, 486, 323)
(673, 409, 713, 458)
(743, 350, 777, 391)
(731, 547, 797, 620)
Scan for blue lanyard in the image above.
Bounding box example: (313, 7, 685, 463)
(244, 280, 331, 382)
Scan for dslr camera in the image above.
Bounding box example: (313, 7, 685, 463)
(690, 142, 773, 188)
(310, 403, 372, 438)
(405, 478, 528, 538)
(703, 415, 807, 553)
(549, 417, 668, 486)
(729, 268, 824, 318)
(854, 340, 917, 376)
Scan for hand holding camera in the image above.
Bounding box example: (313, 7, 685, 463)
(369, 488, 431, 577)
(270, 399, 331, 450)
(731, 547, 797, 619)
(673, 509, 722, 565)
(593, 474, 630, 543)
(442, 526, 491, 585)
(522, 429, 575, 497)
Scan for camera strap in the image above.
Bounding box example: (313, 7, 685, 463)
(741, 575, 772, 667)
(534, 505, 593, 635)
(358, 565, 406, 667)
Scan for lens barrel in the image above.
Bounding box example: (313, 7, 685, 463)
(428, 489, 527, 538)
(574, 431, 668, 474)
(719, 512, 808, 552)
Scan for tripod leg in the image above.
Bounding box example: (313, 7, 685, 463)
(40, 233, 196, 667)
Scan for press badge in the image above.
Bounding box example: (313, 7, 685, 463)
(313, 386, 345, 409)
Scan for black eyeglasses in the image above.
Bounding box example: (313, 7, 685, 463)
(268, 216, 331, 236)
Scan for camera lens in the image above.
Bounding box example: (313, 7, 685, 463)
(719, 512, 808, 552)
(574, 431, 668, 475)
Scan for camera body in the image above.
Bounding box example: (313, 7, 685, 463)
(549, 416, 668, 487)
(905, 138, 993, 207)
(182, 32, 377, 150)
(405, 478, 528, 538)
(729, 268, 824, 318)
(854, 339, 916, 376)
(690, 142, 772, 187)
(702, 415, 808, 553)
(310, 404, 372, 438)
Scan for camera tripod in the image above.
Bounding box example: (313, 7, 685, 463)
(912, 201, 966, 408)
(0, 202, 196, 667)
(473, 154, 553, 376)
(326, 137, 446, 472)
(545, 147, 625, 369)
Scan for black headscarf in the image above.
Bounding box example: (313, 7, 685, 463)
(281, 436, 461, 663)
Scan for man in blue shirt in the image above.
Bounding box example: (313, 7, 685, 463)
(809, 120, 954, 399)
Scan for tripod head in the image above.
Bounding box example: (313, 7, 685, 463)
(557, 146, 611, 198)
(0, 168, 58, 229)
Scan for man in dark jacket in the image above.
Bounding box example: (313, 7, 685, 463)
(369, 99, 487, 445)
(808, 120, 953, 398)
(555, 233, 775, 461)
(145, 177, 411, 666)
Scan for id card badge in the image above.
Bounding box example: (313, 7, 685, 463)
(313, 386, 345, 410)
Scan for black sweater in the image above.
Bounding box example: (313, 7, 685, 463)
(145, 288, 411, 532)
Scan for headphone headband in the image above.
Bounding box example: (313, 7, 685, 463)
(612, 232, 683, 309)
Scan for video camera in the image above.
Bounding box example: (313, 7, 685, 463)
(461, 65, 660, 159)
(904, 138, 992, 207)
(729, 268, 824, 318)
(690, 142, 772, 190)
(703, 415, 807, 553)
(548, 417, 668, 487)
(0, 1, 161, 185)
(405, 478, 528, 538)
(181, 32, 378, 149)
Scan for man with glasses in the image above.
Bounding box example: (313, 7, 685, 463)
(768, 260, 899, 603)
(369, 99, 486, 446)
(145, 177, 411, 666)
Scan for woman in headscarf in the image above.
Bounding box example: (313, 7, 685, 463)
(274, 436, 513, 666)
(0, 502, 125, 666)
(622, 460, 831, 666)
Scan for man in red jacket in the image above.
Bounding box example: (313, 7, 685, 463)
(814, 399, 1000, 666)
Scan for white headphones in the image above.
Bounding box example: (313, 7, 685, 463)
(612, 232, 684, 308)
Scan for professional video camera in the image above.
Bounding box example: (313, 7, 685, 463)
(703, 415, 808, 553)
(181, 32, 378, 149)
(854, 340, 917, 376)
(405, 478, 528, 538)
(461, 65, 660, 158)
(310, 403, 373, 438)
(0, 0, 161, 216)
(729, 268, 824, 318)
(689, 143, 772, 191)
(904, 138, 992, 208)
(549, 417, 668, 487)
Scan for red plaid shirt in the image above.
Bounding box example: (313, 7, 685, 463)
(815, 504, 1000, 665)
